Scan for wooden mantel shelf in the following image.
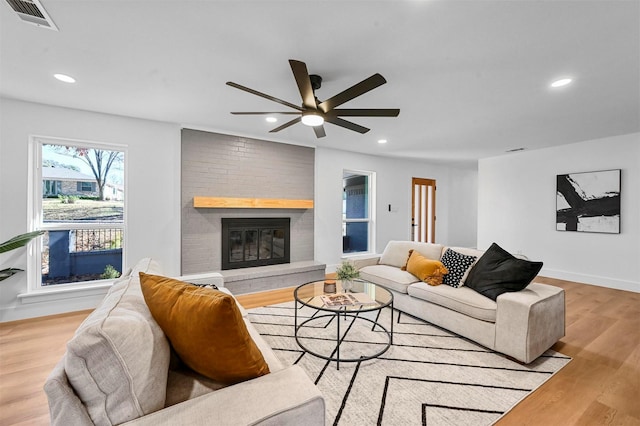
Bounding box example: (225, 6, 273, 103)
(193, 196, 313, 209)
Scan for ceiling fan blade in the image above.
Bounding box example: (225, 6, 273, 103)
(324, 116, 370, 134)
(289, 60, 316, 109)
(313, 125, 326, 138)
(226, 81, 303, 112)
(329, 108, 400, 117)
(269, 117, 301, 133)
(230, 112, 299, 115)
(318, 73, 387, 113)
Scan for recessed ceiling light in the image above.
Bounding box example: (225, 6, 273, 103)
(550, 78, 572, 88)
(378, 139, 388, 144)
(54, 73, 76, 83)
(265, 117, 277, 123)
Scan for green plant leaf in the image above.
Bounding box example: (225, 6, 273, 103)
(0, 231, 45, 254)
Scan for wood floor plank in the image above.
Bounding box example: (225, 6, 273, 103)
(596, 343, 640, 419)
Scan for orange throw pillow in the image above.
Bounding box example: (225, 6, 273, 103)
(405, 250, 449, 286)
(139, 273, 269, 384)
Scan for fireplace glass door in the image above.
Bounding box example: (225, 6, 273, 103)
(222, 218, 290, 270)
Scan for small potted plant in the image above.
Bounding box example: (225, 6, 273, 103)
(335, 260, 360, 292)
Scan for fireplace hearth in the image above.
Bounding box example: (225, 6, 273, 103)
(221, 218, 290, 270)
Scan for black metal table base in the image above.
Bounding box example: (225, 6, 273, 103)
(294, 301, 394, 370)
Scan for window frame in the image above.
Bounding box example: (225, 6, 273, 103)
(342, 169, 376, 256)
(27, 135, 128, 292)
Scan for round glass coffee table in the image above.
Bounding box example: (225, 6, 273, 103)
(294, 279, 393, 369)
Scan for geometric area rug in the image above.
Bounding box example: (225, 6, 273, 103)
(248, 302, 571, 426)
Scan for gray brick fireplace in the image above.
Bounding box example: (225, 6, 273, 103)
(181, 129, 315, 275)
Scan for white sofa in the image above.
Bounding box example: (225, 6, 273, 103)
(44, 258, 325, 425)
(350, 241, 565, 364)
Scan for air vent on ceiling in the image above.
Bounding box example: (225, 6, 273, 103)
(506, 147, 526, 153)
(5, 0, 58, 30)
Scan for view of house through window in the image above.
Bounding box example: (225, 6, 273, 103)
(342, 170, 374, 254)
(35, 140, 125, 286)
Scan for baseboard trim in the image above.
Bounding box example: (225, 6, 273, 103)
(0, 293, 103, 322)
(540, 268, 639, 293)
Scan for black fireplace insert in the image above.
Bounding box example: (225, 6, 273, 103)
(221, 218, 290, 270)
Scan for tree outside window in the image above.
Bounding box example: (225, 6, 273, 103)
(33, 140, 126, 286)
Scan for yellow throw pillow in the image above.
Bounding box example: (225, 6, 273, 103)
(405, 250, 449, 286)
(401, 249, 413, 271)
(139, 273, 269, 384)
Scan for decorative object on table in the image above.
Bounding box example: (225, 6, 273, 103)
(0, 230, 45, 282)
(323, 279, 336, 293)
(335, 260, 360, 292)
(556, 169, 621, 233)
(320, 292, 377, 307)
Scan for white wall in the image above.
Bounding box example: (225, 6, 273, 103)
(0, 98, 182, 321)
(315, 147, 478, 270)
(478, 133, 639, 292)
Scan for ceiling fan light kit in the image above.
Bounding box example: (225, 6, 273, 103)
(227, 59, 400, 138)
(301, 112, 324, 127)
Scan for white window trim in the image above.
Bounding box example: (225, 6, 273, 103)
(26, 134, 128, 294)
(342, 169, 376, 257)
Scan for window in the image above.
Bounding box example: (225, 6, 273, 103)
(342, 170, 375, 254)
(30, 137, 126, 288)
(77, 181, 96, 192)
(43, 180, 61, 196)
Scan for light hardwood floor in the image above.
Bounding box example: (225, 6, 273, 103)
(0, 277, 638, 425)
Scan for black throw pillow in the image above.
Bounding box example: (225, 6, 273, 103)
(465, 243, 543, 301)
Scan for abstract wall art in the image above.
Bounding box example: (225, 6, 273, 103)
(556, 169, 621, 234)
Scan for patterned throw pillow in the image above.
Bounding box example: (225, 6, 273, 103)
(441, 248, 477, 288)
(189, 282, 219, 290)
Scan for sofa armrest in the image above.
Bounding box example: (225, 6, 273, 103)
(344, 255, 381, 270)
(44, 358, 94, 426)
(494, 283, 565, 363)
(123, 366, 325, 426)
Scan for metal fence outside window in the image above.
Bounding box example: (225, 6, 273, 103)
(72, 228, 123, 252)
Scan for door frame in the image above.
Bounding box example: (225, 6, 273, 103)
(411, 177, 436, 243)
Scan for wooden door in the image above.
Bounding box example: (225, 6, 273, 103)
(411, 178, 436, 243)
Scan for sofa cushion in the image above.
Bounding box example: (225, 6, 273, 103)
(359, 264, 420, 293)
(465, 243, 543, 301)
(405, 250, 448, 286)
(64, 258, 170, 426)
(407, 282, 497, 322)
(139, 273, 270, 385)
(379, 241, 443, 268)
(441, 248, 478, 288)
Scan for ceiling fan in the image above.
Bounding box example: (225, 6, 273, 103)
(226, 59, 400, 138)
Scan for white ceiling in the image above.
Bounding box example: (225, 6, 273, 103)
(1, 1, 638, 164)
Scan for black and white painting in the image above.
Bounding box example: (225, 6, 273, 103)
(556, 169, 621, 233)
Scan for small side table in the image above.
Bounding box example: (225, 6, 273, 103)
(293, 279, 394, 370)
